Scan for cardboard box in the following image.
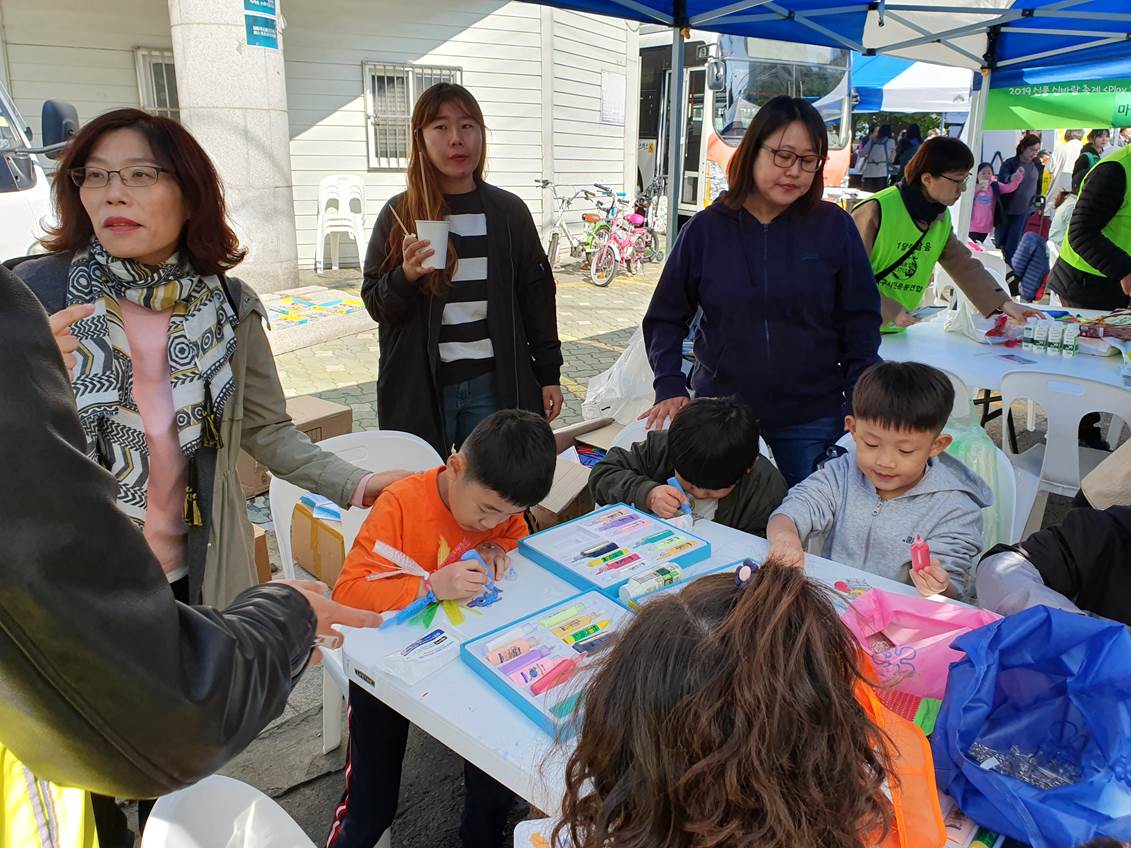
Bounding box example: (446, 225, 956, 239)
(290, 501, 347, 585)
(529, 417, 623, 532)
(252, 525, 271, 584)
(237, 395, 354, 499)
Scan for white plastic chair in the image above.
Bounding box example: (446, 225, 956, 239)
(269, 430, 443, 756)
(1000, 372, 1131, 537)
(142, 774, 315, 848)
(315, 175, 367, 273)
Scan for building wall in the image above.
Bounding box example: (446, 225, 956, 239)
(1, 0, 637, 271)
(0, 0, 165, 141)
(283, 0, 636, 268)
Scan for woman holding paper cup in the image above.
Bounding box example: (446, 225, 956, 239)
(362, 82, 563, 455)
(851, 136, 1041, 331)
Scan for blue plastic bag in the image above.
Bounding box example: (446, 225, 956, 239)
(931, 605, 1131, 848)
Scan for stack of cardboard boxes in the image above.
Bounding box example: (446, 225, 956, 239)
(238, 395, 353, 583)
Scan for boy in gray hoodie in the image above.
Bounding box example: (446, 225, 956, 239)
(767, 361, 991, 599)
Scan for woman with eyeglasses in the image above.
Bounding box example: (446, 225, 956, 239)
(642, 96, 882, 488)
(7, 108, 402, 841)
(851, 136, 1041, 331)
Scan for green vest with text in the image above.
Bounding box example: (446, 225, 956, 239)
(1060, 144, 1131, 277)
(866, 186, 952, 332)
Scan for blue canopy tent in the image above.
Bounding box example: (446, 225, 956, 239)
(517, 0, 1131, 239)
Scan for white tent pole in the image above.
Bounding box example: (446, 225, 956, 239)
(955, 67, 989, 243)
(691, 0, 772, 26)
(601, 0, 674, 24)
(666, 27, 685, 251)
(885, 10, 984, 65)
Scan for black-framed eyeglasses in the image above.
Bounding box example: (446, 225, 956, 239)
(69, 165, 167, 189)
(762, 145, 825, 173)
(937, 173, 970, 189)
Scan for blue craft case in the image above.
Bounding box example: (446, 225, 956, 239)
(460, 590, 629, 737)
(518, 504, 712, 599)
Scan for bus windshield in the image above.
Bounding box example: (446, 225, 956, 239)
(712, 36, 849, 151)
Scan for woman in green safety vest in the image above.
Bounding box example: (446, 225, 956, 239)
(1049, 143, 1131, 311)
(851, 137, 1041, 332)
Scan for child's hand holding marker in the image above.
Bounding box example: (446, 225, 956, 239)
(646, 478, 690, 519)
(908, 536, 951, 598)
(430, 555, 490, 602)
(474, 541, 511, 580)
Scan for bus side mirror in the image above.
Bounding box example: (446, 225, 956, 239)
(706, 58, 725, 92)
(41, 100, 79, 150)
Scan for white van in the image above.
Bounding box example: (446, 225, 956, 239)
(0, 84, 77, 262)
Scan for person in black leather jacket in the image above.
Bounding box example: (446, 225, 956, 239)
(0, 263, 379, 800)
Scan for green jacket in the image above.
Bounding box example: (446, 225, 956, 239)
(589, 431, 787, 536)
(11, 252, 367, 608)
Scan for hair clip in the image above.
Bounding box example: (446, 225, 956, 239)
(735, 558, 760, 588)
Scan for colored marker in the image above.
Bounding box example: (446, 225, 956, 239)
(550, 692, 581, 719)
(666, 476, 692, 515)
(498, 647, 549, 676)
(488, 639, 536, 666)
(656, 541, 695, 560)
(571, 633, 613, 654)
(550, 615, 595, 638)
(910, 535, 931, 573)
(530, 658, 580, 695)
(509, 658, 554, 685)
(564, 620, 609, 645)
(539, 604, 584, 629)
(586, 548, 629, 568)
(639, 529, 675, 545)
(595, 553, 641, 575)
(577, 541, 618, 560)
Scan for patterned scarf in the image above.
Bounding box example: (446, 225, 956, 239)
(67, 238, 238, 528)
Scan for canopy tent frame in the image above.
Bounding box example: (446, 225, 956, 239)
(518, 0, 1131, 243)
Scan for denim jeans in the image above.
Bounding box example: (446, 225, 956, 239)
(442, 371, 498, 451)
(761, 415, 847, 488)
(995, 212, 1029, 266)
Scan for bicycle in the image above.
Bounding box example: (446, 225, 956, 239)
(537, 179, 617, 268)
(632, 177, 666, 264)
(588, 199, 649, 287)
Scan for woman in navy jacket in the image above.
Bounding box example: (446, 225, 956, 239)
(641, 96, 881, 487)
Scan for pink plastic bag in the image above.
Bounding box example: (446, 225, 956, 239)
(841, 589, 1001, 699)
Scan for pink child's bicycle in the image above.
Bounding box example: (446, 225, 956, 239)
(588, 201, 649, 287)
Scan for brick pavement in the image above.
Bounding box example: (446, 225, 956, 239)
(273, 264, 660, 428)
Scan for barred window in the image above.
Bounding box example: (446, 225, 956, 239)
(363, 62, 461, 170)
(134, 48, 179, 121)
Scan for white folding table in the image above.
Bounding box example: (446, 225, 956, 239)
(341, 520, 924, 814)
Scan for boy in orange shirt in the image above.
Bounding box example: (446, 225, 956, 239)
(326, 409, 557, 848)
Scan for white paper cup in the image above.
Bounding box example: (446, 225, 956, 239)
(414, 220, 449, 270)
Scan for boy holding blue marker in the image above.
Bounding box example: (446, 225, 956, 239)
(327, 410, 557, 848)
(589, 397, 787, 535)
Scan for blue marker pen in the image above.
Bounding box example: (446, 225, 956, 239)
(666, 476, 692, 515)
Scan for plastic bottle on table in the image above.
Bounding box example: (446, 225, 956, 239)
(1062, 324, 1079, 358)
(1047, 321, 1064, 356)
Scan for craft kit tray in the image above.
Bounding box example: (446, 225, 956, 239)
(518, 504, 711, 599)
(460, 591, 630, 736)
